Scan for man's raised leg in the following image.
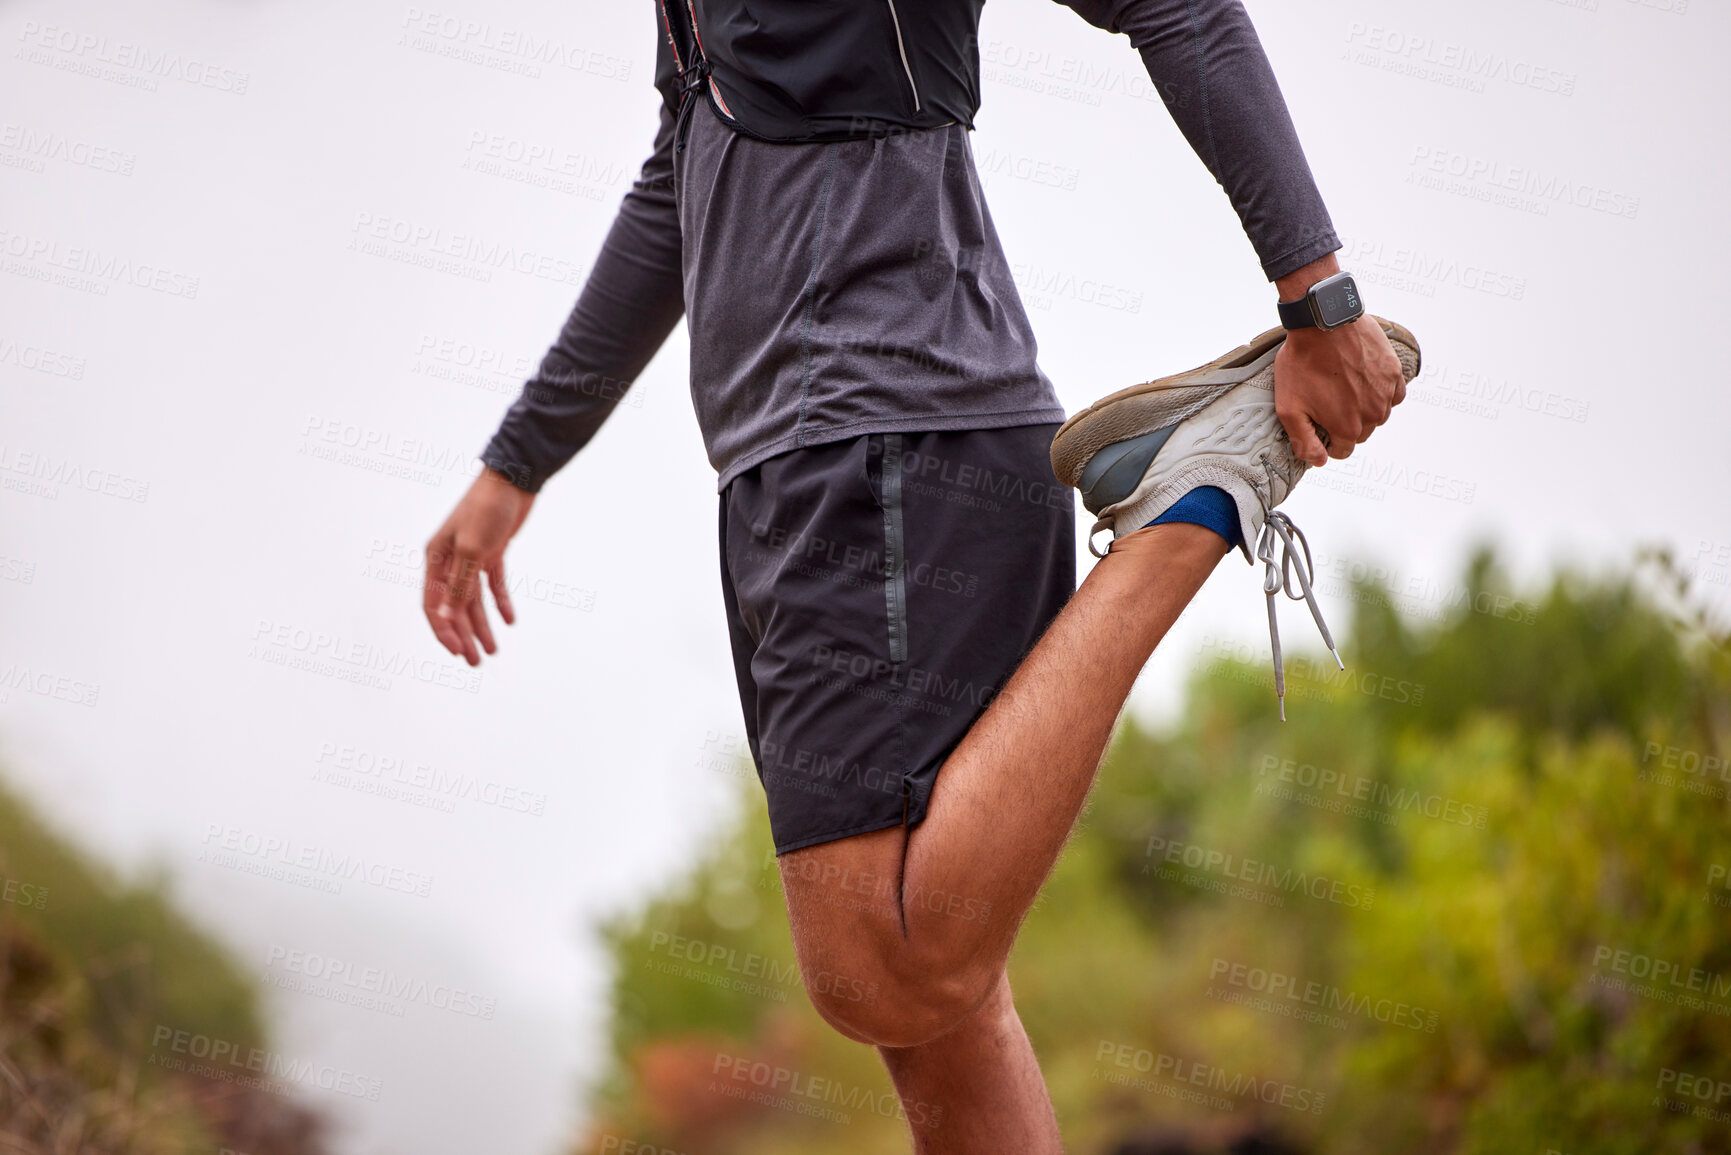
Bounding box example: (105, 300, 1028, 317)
(779, 520, 1229, 1044)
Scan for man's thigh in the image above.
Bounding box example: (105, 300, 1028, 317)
(718, 423, 1075, 862)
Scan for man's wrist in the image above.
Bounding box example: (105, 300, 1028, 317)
(1274, 252, 1342, 305)
(480, 463, 538, 498)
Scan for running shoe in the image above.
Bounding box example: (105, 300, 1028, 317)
(1050, 318, 1422, 717)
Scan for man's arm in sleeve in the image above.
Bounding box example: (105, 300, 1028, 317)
(479, 96, 685, 493)
(1059, 0, 1406, 464)
(1057, 0, 1338, 281)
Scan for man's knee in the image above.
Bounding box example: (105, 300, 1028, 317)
(776, 830, 998, 1046)
(804, 958, 994, 1049)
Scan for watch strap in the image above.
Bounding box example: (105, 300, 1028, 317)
(1277, 296, 1316, 330)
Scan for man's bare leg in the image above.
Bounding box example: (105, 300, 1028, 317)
(780, 521, 1230, 1041)
(876, 971, 1059, 1155)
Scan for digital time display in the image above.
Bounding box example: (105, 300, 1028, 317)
(1314, 276, 1362, 328)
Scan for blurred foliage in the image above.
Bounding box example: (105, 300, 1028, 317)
(577, 547, 1731, 1154)
(0, 776, 330, 1153)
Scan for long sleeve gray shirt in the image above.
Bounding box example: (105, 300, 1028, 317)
(480, 0, 1340, 493)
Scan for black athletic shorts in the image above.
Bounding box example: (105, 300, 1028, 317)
(718, 424, 1075, 855)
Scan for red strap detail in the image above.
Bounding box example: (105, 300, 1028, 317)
(655, 0, 685, 75)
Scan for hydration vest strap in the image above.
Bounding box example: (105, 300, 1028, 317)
(657, 0, 707, 94)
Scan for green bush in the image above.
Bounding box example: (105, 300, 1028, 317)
(0, 775, 328, 1153)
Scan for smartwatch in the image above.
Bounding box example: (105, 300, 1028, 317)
(1278, 271, 1364, 332)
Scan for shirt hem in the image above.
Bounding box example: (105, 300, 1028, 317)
(713, 406, 1068, 492)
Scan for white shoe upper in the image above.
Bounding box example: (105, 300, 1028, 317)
(1091, 370, 1304, 565)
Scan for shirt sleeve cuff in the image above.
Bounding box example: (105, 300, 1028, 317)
(1261, 231, 1343, 283)
(479, 438, 550, 495)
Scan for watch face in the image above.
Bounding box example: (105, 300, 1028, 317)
(1314, 275, 1362, 329)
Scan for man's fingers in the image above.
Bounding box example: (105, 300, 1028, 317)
(423, 535, 451, 620)
(488, 561, 515, 627)
(434, 547, 484, 665)
(1278, 406, 1329, 468)
(423, 536, 463, 656)
(1327, 415, 1362, 460)
(446, 602, 480, 666)
(468, 595, 497, 657)
(439, 546, 482, 620)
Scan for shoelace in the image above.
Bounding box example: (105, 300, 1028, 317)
(1256, 510, 1341, 721)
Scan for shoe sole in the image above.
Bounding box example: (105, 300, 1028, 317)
(1049, 317, 1421, 488)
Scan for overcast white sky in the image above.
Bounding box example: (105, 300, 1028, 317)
(2, 0, 1726, 1152)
